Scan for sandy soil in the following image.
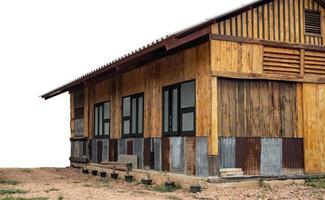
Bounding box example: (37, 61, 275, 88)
(0, 167, 324, 200)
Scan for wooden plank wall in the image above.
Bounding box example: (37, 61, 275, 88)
(217, 78, 302, 138)
(211, 40, 263, 73)
(82, 42, 210, 139)
(303, 83, 325, 173)
(211, 0, 325, 46)
(70, 93, 75, 137)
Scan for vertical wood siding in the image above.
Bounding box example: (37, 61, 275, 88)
(303, 83, 325, 173)
(235, 137, 261, 175)
(212, 0, 325, 46)
(83, 42, 210, 139)
(217, 78, 300, 138)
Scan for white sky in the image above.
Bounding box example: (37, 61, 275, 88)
(0, 0, 254, 167)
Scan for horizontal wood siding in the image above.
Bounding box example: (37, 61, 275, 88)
(212, 0, 325, 46)
(217, 78, 301, 138)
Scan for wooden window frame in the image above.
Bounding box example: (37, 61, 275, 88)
(93, 101, 110, 139)
(122, 93, 144, 138)
(304, 9, 322, 37)
(162, 80, 196, 137)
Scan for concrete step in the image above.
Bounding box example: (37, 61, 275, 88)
(219, 168, 243, 173)
(220, 171, 244, 177)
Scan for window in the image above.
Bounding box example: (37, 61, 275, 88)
(94, 101, 110, 138)
(305, 10, 321, 35)
(74, 90, 84, 137)
(163, 80, 195, 136)
(122, 93, 144, 137)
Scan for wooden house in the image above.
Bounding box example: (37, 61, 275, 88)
(42, 0, 325, 176)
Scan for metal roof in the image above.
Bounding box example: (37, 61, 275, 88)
(41, 0, 325, 99)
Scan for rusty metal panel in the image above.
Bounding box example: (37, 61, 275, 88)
(154, 138, 161, 171)
(235, 137, 261, 175)
(161, 137, 170, 172)
(97, 140, 103, 164)
(196, 137, 208, 177)
(109, 139, 118, 161)
(133, 138, 143, 169)
(261, 138, 282, 176)
(92, 139, 97, 163)
(184, 137, 196, 175)
(70, 141, 74, 157)
(171, 137, 184, 174)
(143, 138, 152, 169)
(208, 156, 219, 176)
(118, 139, 126, 155)
(127, 139, 134, 155)
(282, 138, 304, 170)
(219, 137, 236, 169)
(102, 139, 109, 162)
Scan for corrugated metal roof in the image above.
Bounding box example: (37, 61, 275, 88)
(41, 0, 325, 99)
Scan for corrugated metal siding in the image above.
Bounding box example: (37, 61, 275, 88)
(161, 137, 170, 172)
(143, 138, 152, 168)
(171, 137, 184, 174)
(261, 138, 282, 176)
(283, 138, 304, 169)
(74, 119, 84, 136)
(208, 156, 219, 176)
(127, 139, 133, 155)
(109, 139, 118, 161)
(154, 138, 161, 171)
(184, 137, 196, 175)
(219, 137, 236, 168)
(102, 139, 109, 163)
(97, 140, 103, 164)
(236, 137, 261, 175)
(196, 137, 208, 177)
(118, 139, 126, 155)
(133, 138, 143, 169)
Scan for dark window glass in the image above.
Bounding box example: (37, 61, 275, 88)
(94, 101, 110, 138)
(305, 10, 321, 35)
(122, 93, 144, 137)
(163, 80, 195, 136)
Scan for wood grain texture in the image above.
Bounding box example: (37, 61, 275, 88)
(212, 0, 324, 46)
(303, 83, 325, 173)
(217, 78, 301, 138)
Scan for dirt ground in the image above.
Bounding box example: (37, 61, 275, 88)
(0, 167, 324, 200)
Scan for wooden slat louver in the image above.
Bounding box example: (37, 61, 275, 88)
(305, 50, 325, 75)
(263, 46, 301, 75)
(305, 10, 321, 35)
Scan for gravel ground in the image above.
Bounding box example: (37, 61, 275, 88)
(0, 167, 324, 200)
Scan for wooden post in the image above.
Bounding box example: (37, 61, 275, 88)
(300, 49, 305, 76)
(209, 76, 218, 156)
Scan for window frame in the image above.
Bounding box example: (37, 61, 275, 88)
(304, 9, 322, 36)
(93, 101, 110, 139)
(122, 93, 144, 138)
(162, 80, 196, 137)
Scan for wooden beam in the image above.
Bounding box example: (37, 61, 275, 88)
(212, 71, 325, 83)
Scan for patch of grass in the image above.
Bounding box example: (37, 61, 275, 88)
(149, 184, 181, 193)
(0, 189, 29, 195)
(45, 188, 59, 193)
(99, 179, 110, 188)
(20, 169, 32, 174)
(1, 197, 48, 200)
(57, 194, 64, 200)
(306, 178, 325, 189)
(0, 180, 19, 186)
(82, 184, 93, 187)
